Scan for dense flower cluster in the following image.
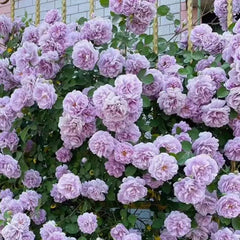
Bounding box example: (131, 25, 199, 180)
(1, 2, 240, 240)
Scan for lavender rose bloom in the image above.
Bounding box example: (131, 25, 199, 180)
(80, 17, 112, 45)
(0, 188, 13, 199)
(125, 54, 150, 75)
(226, 87, 240, 113)
(172, 121, 191, 135)
(55, 164, 70, 180)
(97, 48, 124, 78)
(22, 169, 42, 188)
(192, 132, 219, 156)
(216, 194, 240, 218)
(33, 82, 57, 109)
(184, 154, 219, 185)
(57, 173, 82, 199)
(194, 191, 218, 215)
(186, 75, 216, 105)
(50, 184, 67, 203)
(164, 211, 191, 237)
(77, 212, 98, 234)
(81, 178, 109, 201)
(201, 99, 230, 128)
(212, 228, 239, 240)
(117, 177, 147, 204)
(105, 159, 125, 178)
(30, 209, 47, 225)
(114, 142, 134, 165)
(89, 131, 115, 158)
(44, 9, 61, 24)
(154, 134, 182, 154)
(55, 147, 73, 163)
(157, 88, 186, 115)
(110, 224, 129, 240)
(0, 154, 21, 179)
(123, 233, 142, 240)
(134, 1, 156, 24)
(142, 69, 164, 98)
(218, 173, 240, 194)
(190, 24, 212, 47)
(72, 40, 98, 70)
(10, 88, 29, 112)
(63, 90, 89, 117)
(148, 153, 178, 181)
(132, 142, 159, 170)
(19, 190, 41, 211)
(116, 123, 141, 143)
(160, 230, 177, 240)
(115, 74, 142, 99)
(126, 17, 149, 35)
(174, 177, 206, 204)
(224, 137, 240, 161)
(109, 0, 139, 16)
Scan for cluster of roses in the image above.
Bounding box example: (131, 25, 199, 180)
(0, 189, 45, 240)
(109, 0, 156, 35)
(214, 0, 240, 31)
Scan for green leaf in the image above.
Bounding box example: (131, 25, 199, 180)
(142, 95, 151, 108)
(20, 126, 30, 142)
(152, 218, 164, 229)
(230, 109, 238, 119)
(78, 237, 87, 240)
(181, 141, 192, 152)
(65, 223, 79, 234)
(220, 217, 231, 225)
(100, 0, 109, 7)
(142, 74, 154, 85)
(77, 17, 87, 25)
(176, 152, 194, 165)
(166, 12, 174, 21)
(188, 128, 199, 140)
(145, 35, 153, 45)
(174, 19, 180, 26)
(157, 5, 170, 16)
(125, 166, 137, 176)
(217, 86, 229, 98)
(128, 215, 137, 226)
(232, 217, 240, 230)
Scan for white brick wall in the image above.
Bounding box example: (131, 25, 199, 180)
(14, 0, 181, 40)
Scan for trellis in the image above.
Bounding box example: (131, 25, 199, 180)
(0, 0, 234, 52)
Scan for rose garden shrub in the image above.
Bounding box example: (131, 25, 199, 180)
(0, 0, 240, 239)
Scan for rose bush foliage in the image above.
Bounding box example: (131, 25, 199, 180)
(0, 0, 240, 239)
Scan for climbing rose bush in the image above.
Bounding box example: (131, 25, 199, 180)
(1, 0, 240, 239)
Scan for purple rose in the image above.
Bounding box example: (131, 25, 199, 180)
(55, 147, 72, 163)
(201, 99, 230, 128)
(224, 137, 240, 161)
(97, 48, 125, 78)
(30, 209, 47, 225)
(148, 153, 178, 181)
(184, 154, 219, 185)
(44, 9, 62, 24)
(117, 177, 147, 204)
(105, 158, 125, 178)
(126, 17, 149, 35)
(22, 169, 42, 188)
(125, 54, 150, 75)
(89, 131, 115, 158)
(72, 40, 98, 70)
(154, 134, 182, 154)
(55, 164, 70, 180)
(217, 193, 240, 218)
(218, 173, 240, 194)
(80, 17, 112, 45)
(212, 228, 238, 240)
(110, 224, 129, 240)
(134, 1, 156, 24)
(174, 177, 206, 204)
(186, 75, 216, 105)
(190, 24, 212, 47)
(33, 81, 57, 109)
(50, 184, 67, 203)
(19, 190, 41, 211)
(57, 173, 81, 199)
(77, 212, 98, 234)
(114, 142, 134, 165)
(164, 211, 191, 237)
(157, 88, 186, 115)
(226, 87, 240, 113)
(192, 132, 219, 156)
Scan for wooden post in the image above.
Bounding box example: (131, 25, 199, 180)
(187, 0, 193, 52)
(11, 0, 15, 21)
(89, 0, 95, 19)
(35, 0, 40, 25)
(227, 0, 233, 28)
(153, 0, 158, 54)
(62, 0, 66, 23)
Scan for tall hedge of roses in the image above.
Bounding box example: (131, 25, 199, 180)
(0, 0, 240, 239)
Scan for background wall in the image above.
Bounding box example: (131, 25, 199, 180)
(1, 0, 186, 40)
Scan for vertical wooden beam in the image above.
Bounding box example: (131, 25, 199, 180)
(62, 0, 66, 23)
(153, 0, 158, 54)
(227, 0, 233, 28)
(35, 0, 40, 25)
(89, 0, 95, 19)
(11, 0, 15, 21)
(187, 0, 193, 52)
